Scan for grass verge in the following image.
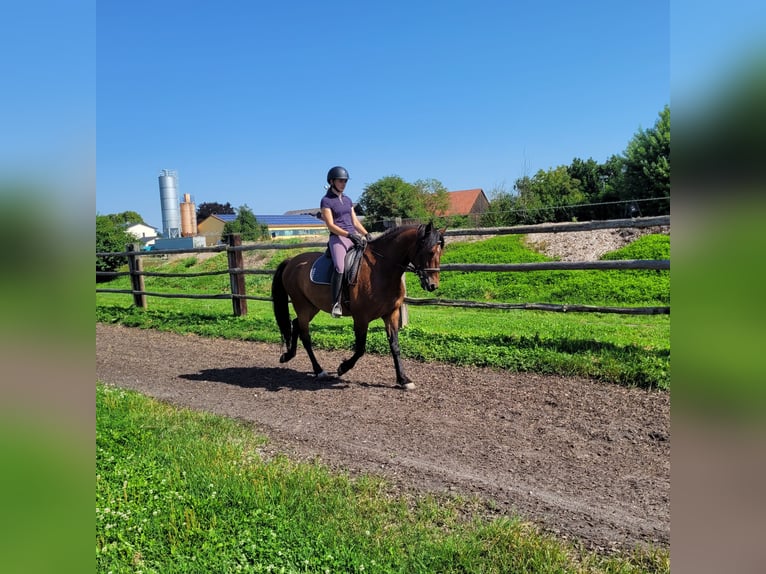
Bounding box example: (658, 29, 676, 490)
(96, 383, 669, 573)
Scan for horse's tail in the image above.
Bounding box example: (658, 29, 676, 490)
(271, 259, 292, 346)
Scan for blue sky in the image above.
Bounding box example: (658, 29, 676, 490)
(4, 2, 765, 230)
(95, 1, 670, 227)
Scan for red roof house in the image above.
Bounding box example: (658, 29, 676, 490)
(440, 189, 490, 217)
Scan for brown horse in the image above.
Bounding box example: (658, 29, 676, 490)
(271, 223, 445, 390)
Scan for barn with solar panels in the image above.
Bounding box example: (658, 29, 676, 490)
(197, 213, 328, 245)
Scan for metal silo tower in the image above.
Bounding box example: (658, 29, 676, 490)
(158, 169, 181, 238)
(180, 193, 198, 237)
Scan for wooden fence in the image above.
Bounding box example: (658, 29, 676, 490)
(96, 215, 670, 316)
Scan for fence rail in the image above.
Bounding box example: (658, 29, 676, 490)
(443, 215, 668, 237)
(404, 298, 668, 315)
(96, 216, 670, 316)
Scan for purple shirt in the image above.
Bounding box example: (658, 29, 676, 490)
(320, 190, 355, 235)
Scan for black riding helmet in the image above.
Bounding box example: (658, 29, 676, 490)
(327, 166, 350, 183)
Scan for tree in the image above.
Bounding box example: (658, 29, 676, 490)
(106, 211, 144, 224)
(96, 214, 134, 280)
(357, 176, 416, 229)
(566, 157, 632, 220)
(513, 166, 587, 223)
(480, 183, 518, 227)
(197, 201, 235, 221)
(358, 175, 451, 230)
(413, 178, 450, 222)
(567, 158, 601, 200)
(619, 105, 670, 215)
(594, 154, 628, 219)
(221, 205, 269, 241)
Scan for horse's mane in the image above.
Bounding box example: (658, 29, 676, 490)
(371, 224, 419, 243)
(371, 223, 443, 248)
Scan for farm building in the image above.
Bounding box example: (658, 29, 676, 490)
(441, 189, 490, 217)
(283, 207, 322, 217)
(124, 222, 159, 248)
(197, 213, 328, 245)
(284, 206, 365, 225)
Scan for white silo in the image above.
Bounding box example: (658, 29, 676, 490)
(158, 169, 181, 238)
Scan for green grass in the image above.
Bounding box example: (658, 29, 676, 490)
(96, 383, 669, 573)
(411, 234, 670, 306)
(97, 234, 670, 389)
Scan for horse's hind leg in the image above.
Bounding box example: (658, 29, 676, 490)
(295, 314, 329, 379)
(279, 318, 300, 363)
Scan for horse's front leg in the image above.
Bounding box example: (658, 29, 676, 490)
(337, 320, 368, 378)
(384, 312, 415, 390)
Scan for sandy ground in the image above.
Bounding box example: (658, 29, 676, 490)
(97, 322, 669, 553)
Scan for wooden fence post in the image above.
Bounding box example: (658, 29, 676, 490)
(126, 243, 146, 309)
(226, 233, 248, 316)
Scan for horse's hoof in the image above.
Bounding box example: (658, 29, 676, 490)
(400, 382, 416, 391)
(316, 370, 329, 379)
(279, 353, 291, 364)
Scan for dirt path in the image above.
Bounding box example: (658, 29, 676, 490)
(96, 323, 669, 553)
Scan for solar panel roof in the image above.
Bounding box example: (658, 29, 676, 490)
(211, 213, 322, 225)
(256, 214, 323, 225)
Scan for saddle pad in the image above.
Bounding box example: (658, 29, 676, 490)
(309, 254, 334, 285)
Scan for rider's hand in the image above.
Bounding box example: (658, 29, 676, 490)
(364, 233, 373, 242)
(348, 233, 363, 246)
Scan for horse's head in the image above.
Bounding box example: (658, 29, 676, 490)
(412, 222, 446, 292)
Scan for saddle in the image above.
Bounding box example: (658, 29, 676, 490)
(309, 242, 365, 288)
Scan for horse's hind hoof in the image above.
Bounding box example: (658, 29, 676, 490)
(316, 370, 329, 380)
(400, 382, 416, 391)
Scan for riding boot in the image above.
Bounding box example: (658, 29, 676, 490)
(330, 270, 343, 318)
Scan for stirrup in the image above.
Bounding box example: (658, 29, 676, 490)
(331, 302, 343, 318)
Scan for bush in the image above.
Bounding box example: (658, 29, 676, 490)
(221, 205, 270, 241)
(96, 215, 134, 280)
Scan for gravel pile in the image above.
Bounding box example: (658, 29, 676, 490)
(523, 226, 669, 262)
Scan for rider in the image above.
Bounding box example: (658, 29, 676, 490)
(320, 166, 371, 318)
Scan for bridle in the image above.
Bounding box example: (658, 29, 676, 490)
(405, 262, 440, 283)
(367, 244, 441, 279)
(365, 228, 442, 286)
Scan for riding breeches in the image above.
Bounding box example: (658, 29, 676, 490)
(328, 235, 353, 273)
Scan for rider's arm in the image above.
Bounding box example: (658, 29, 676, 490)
(350, 208, 368, 236)
(321, 207, 354, 237)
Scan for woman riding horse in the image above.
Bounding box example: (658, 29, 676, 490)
(271, 222, 445, 390)
(319, 166, 371, 318)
